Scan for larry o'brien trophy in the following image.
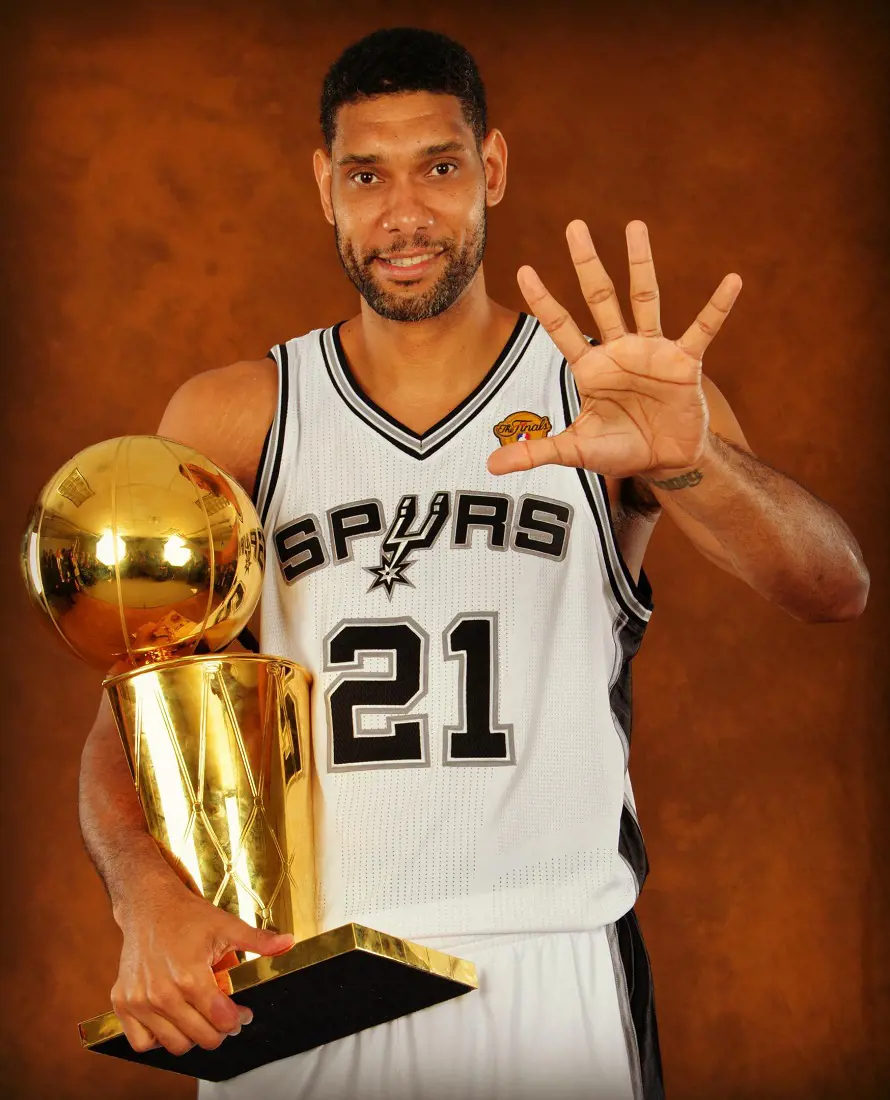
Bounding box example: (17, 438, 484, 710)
(20, 435, 477, 1081)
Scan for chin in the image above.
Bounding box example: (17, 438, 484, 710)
(363, 282, 456, 323)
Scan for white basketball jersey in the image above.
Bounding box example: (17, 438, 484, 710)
(253, 313, 653, 941)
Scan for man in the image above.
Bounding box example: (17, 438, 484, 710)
(78, 26, 870, 1100)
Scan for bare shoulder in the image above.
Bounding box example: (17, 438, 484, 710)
(158, 358, 277, 493)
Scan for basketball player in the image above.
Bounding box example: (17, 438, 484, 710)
(78, 27, 870, 1100)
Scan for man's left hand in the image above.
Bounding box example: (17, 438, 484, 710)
(487, 220, 742, 478)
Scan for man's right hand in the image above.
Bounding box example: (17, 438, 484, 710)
(111, 878, 295, 1056)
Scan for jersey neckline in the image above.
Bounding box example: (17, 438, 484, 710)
(320, 312, 540, 460)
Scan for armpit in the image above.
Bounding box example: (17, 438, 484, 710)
(622, 476, 662, 518)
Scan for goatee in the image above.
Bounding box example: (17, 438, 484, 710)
(334, 212, 487, 323)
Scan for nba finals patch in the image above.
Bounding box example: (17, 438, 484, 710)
(493, 411, 553, 446)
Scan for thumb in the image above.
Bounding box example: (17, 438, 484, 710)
(219, 917, 296, 958)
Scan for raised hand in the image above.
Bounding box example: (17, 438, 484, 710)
(487, 220, 742, 478)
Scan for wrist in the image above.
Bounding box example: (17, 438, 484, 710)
(110, 854, 186, 930)
(641, 432, 719, 487)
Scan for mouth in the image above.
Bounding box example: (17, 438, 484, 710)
(373, 251, 444, 280)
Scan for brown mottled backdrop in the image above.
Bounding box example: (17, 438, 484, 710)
(1, 1, 887, 1097)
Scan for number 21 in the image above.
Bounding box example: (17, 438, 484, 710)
(323, 615, 515, 771)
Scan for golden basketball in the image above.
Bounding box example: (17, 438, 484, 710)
(20, 435, 265, 669)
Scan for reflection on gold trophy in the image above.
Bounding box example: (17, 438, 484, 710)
(21, 435, 477, 1082)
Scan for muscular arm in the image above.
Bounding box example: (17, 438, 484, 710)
(639, 375, 869, 623)
(79, 689, 179, 922)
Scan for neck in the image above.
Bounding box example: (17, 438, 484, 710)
(339, 272, 520, 432)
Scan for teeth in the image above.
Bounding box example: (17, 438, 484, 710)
(385, 254, 436, 267)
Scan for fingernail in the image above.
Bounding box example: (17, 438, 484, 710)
(239, 1008, 254, 1026)
(227, 1025, 242, 1037)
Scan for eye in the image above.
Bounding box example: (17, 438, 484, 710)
(350, 171, 380, 186)
(430, 162, 457, 177)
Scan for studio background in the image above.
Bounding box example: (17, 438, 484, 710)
(1, 1, 887, 1097)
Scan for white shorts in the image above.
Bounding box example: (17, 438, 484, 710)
(198, 910, 664, 1100)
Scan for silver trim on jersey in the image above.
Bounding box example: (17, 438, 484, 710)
(607, 920, 645, 1100)
(320, 314, 540, 459)
(560, 359, 652, 625)
(609, 610, 631, 771)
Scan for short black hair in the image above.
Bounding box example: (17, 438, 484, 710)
(320, 27, 487, 153)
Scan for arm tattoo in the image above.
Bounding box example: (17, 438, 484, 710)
(640, 435, 760, 492)
(642, 469, 704, 491)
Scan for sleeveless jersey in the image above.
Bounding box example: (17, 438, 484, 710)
(253, 312, 654, 941)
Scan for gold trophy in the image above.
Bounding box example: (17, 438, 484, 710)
(21, 435, 477, 1081)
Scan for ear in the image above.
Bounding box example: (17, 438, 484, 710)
(313, 148, 335, 226)
(481, 128, 508, 208)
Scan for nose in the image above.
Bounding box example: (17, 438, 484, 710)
(380, 176, 435, 236)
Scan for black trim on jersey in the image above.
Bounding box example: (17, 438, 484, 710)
(240, 368, 277, 656)
(611, 613, 647, 767)
(235, 627, 260, 653)
(320, 313, 539, 460)
(332, 311, 527, 440)
(611, 615, 651, 899)
(597, 470, 654, 608)
(257, 343, 289, 526)
(558, 358, 653, 627)
(321, 338, 415, 459)
(619, 800, 649, 893)
(615, 908, 666, 1099)
(250, 424, 273, 507)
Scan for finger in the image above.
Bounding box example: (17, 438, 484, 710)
(145, 974, 239, 1050)
(625, 221, 662, 338)
(116, 1010, 161, 1054)
(487, 430, 587, 475)
(566, 220, 629, 342)
(516, 266, 598, 368)
(190, 975, 253, 1034)
(139, 1010, 200, 1056)
(157, 997, 236, 1050)
(677, 274, 743, 359)
(119, 997, 197, 1057)
(220, 919, 295, 958)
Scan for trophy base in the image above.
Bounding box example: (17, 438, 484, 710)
(78, 924, 478, 1081)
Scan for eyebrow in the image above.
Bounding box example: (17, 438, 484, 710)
(337, 140, 468, 167)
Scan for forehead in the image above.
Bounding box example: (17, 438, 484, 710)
(332, 91, 472, 156)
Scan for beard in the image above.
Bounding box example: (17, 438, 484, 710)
(334, 207, 487, 323)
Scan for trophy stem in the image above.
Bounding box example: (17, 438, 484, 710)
(103, 654, 316, 944)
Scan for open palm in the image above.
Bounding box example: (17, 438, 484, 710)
(487, 220, 742, 479)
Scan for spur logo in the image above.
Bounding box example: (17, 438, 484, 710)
(274, 490, 574, 598)
(366, 492, 450, 596)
